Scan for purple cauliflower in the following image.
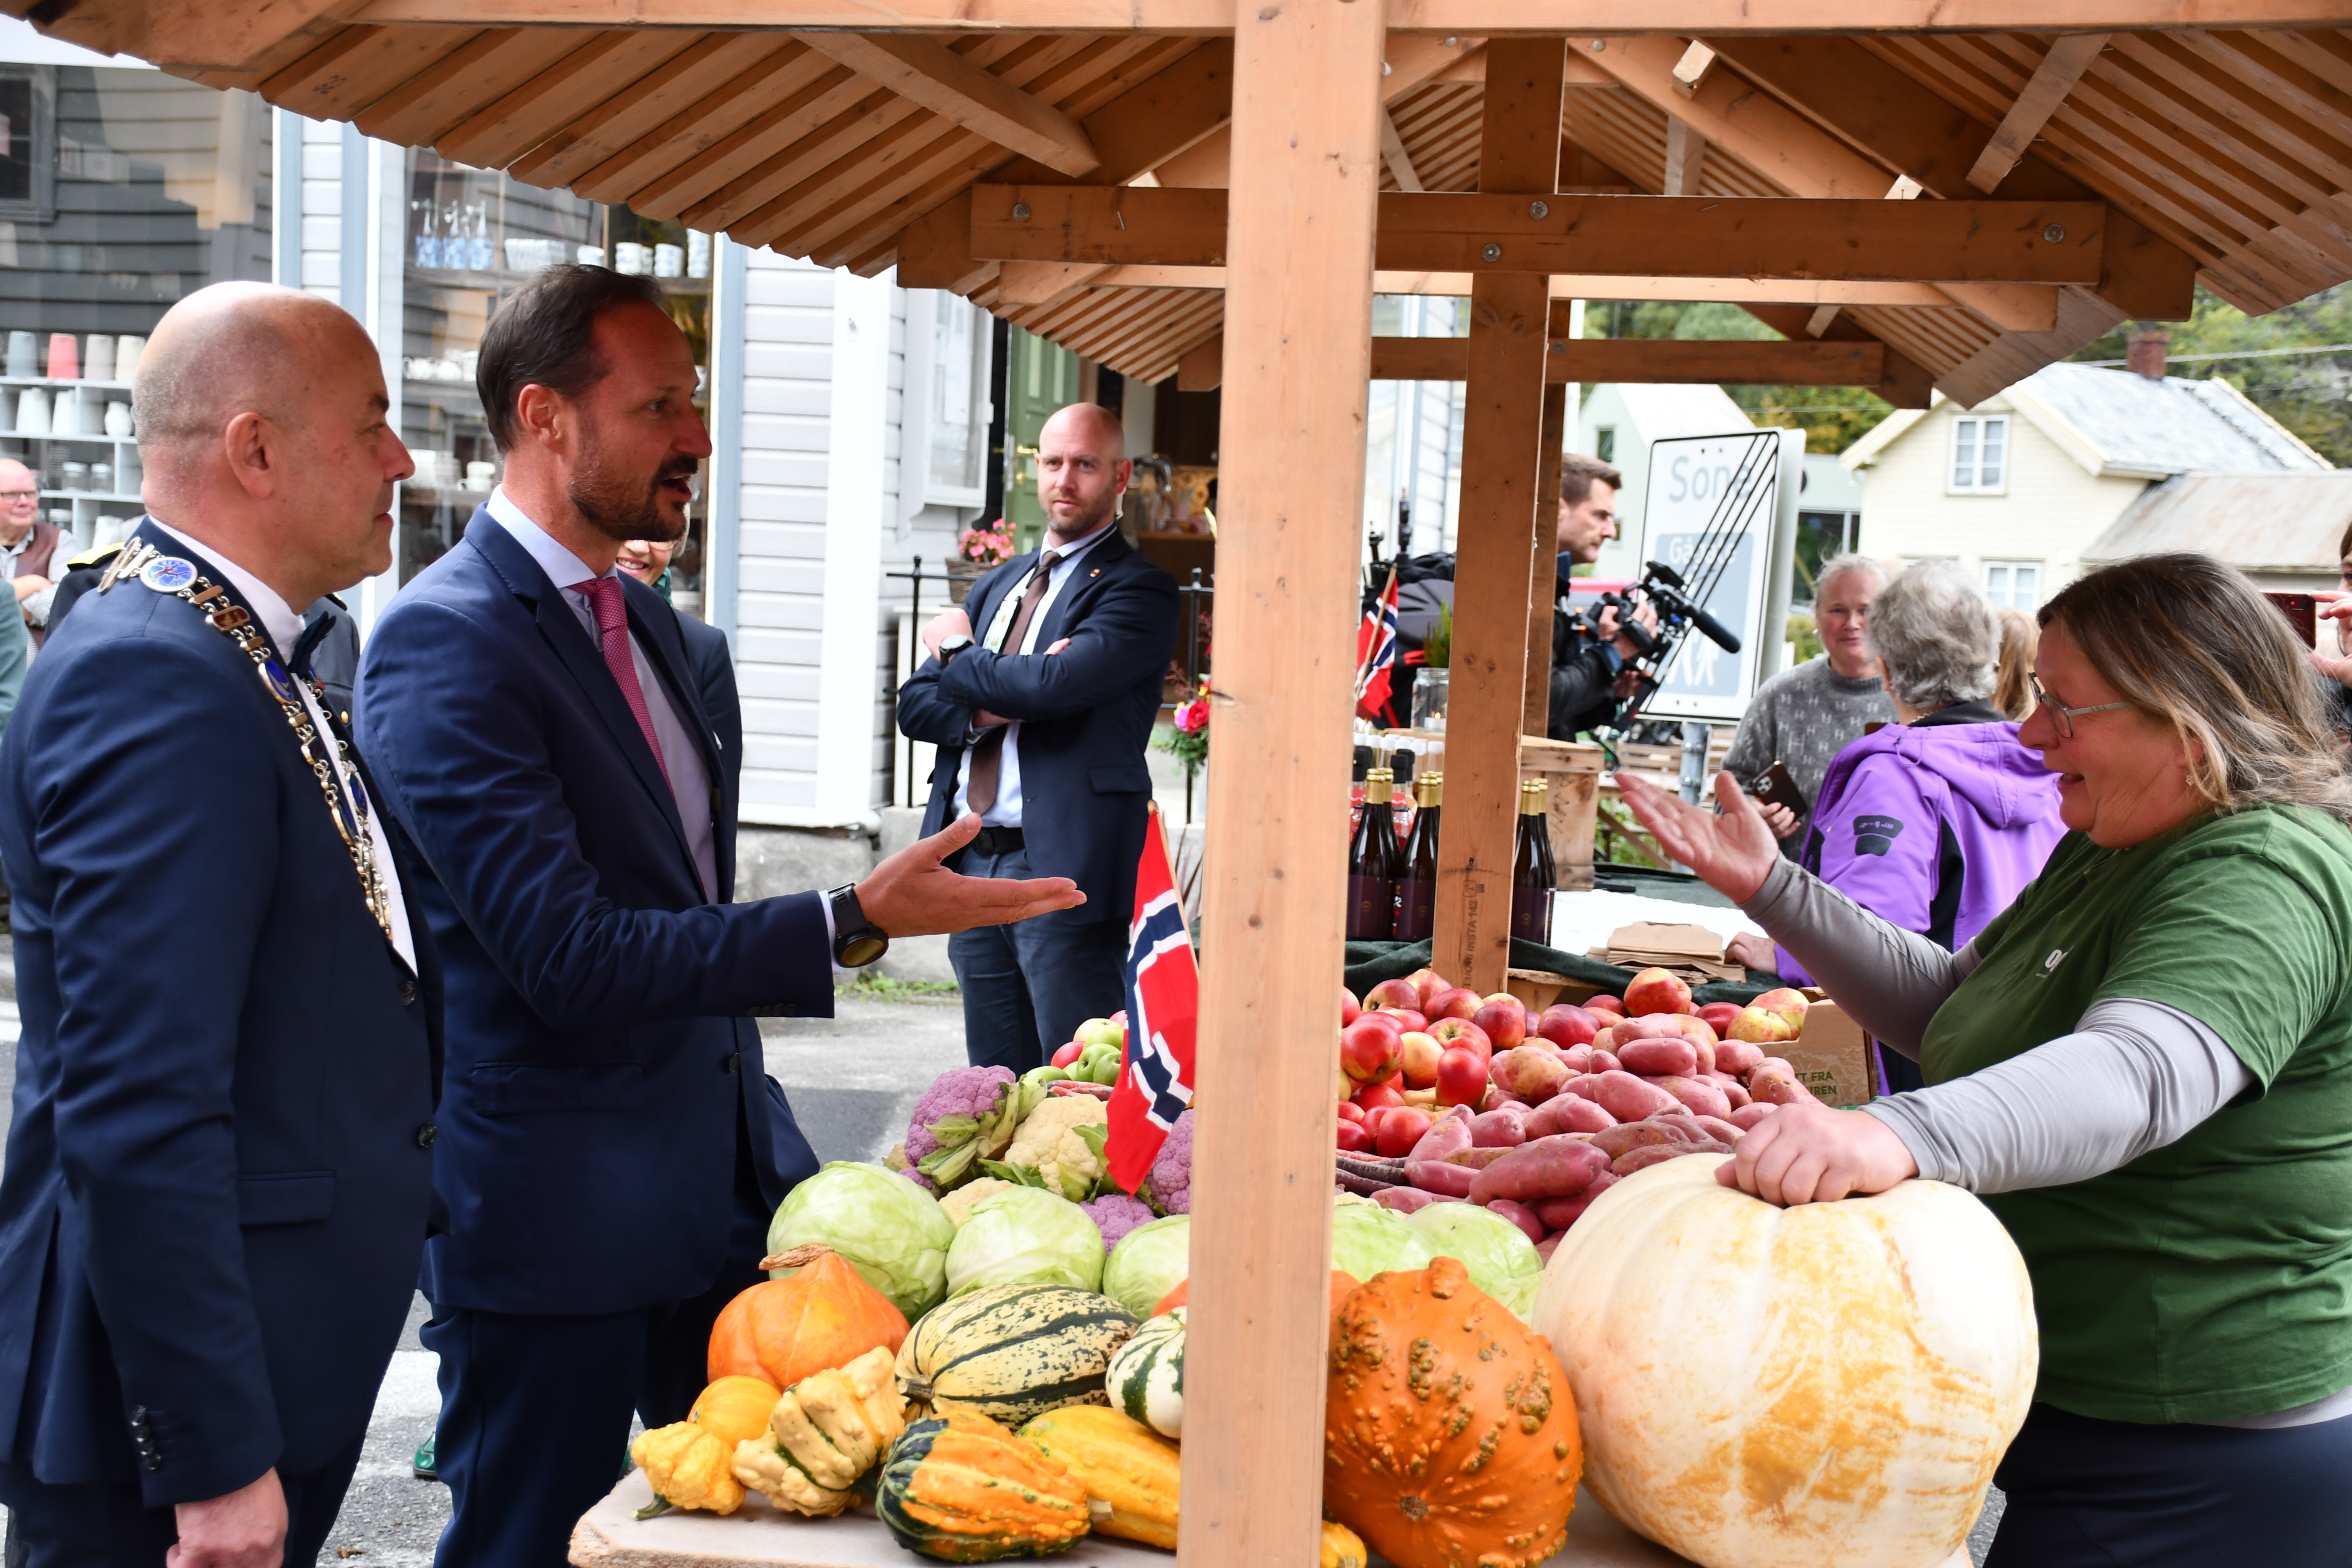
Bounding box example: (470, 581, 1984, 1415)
(1141, 1108, 1192, 1216)
(1082, 1193, 1157, 1252)
(905, 1066, 1022, 1190)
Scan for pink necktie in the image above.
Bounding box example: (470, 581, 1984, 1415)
(572, 577, 673, 794)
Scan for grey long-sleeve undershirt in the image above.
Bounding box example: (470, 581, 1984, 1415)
(1735, 858, 2254, 1195)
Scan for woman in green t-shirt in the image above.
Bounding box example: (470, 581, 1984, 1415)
(1621, 553, 2352, 1566)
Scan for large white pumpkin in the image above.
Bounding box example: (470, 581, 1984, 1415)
(1533, 1154, 2036, 1568)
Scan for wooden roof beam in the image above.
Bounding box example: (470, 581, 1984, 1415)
(1030, 264, 2012, 307)
(972, 185, 2108, 284)
(1369, 334, 1885, 384)
(30, 0, 358, 73)
(789, 32, 1101, 177)
(1965, 33, 2109, 193)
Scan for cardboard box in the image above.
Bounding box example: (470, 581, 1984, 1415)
(1785, 992, 1879, 1108)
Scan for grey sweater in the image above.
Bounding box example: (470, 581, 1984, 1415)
(1722, 657, 1897, 856)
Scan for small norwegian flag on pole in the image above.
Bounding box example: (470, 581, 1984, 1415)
(1355, 565, 1401, 724)
(1106, 802, 1197, 1192)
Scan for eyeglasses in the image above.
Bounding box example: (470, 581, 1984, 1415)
(2028, 671, 2132, 739)
(0, 491, 37, 504)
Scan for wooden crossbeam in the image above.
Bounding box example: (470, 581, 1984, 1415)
(1966, 33, 2110, 194)
(1367, 335, 1885, 384)
(791, 32, 1100, 177)
(1001, 263, 1990, 307)
(969, 185, 2109, 284)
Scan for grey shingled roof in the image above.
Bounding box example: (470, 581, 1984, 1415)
(2020, 362, 2329, 477)
(2082, 471, 2352, 573)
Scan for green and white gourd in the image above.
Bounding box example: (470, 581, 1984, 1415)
(895, 1282, 1139, 1426)
(1105, 1307, 1185, 1440)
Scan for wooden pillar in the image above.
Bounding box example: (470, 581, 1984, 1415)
(1522, 380, 1569, 737)
(1432, 36, 1565, 995)
(1179, 3, 1382, 1567)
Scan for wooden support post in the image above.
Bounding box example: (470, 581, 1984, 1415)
(1178, 2, 1381, 1567)
(1523, 380, 1567, 738)
(1430, 34, 1563, 997)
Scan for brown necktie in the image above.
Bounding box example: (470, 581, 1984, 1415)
(964, 549, 1061, 817)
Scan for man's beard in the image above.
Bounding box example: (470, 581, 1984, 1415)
(569, 446, 695, 546)
(1048, 487, 1119, 540)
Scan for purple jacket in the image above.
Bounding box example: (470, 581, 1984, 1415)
(1775, 702, 2068, 985)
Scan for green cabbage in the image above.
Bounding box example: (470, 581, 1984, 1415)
(1405, 1203, 1544, 1319)
(766, 1160, 956, 1319)
(945, 1186, 1106, 1297)
(1329, 1197, 1436, 1283)
(1101, 1215, 1191, 1318)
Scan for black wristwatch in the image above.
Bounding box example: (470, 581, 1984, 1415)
(937, 634, 973, 665)
(828, 884, 890, 967)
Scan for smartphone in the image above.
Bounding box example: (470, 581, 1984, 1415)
(2265, 592, 2317, 648)
(1746, 761, 1807, 820)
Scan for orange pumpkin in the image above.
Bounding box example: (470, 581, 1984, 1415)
(708, 1243, 909, 1391)
(1154, 1270, 1358, 1319)
(1324, 1255, 1581, 1568)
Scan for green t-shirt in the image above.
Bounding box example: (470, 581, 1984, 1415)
(1919, 803, 2352, 1424)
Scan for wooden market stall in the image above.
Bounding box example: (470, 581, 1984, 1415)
(28, 0, 2352, 1560)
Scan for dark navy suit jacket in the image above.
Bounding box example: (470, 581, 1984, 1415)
(355, 510, 823, 1318)
(678, 612, 741, 819)
(0, 522, 440, 1506)
(897, 529, 1177, 923)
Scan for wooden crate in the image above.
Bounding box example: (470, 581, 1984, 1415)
(1520, 737, 1603, 893)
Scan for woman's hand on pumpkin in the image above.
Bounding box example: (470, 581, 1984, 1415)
(1718, 1100, 1918, 1206)
(1616, 771, 1783, 904)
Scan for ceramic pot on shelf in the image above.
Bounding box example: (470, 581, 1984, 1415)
(83, 335, 114, 383)
(114, 335, 144, 381)
(5, 331, 35, 378)
(14, 387, 48, 437)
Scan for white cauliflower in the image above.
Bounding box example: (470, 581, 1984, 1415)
(936, 1176, 1016, 1228)
(1002, 1096, 1109, 1201)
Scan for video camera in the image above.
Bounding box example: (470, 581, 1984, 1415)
(1562, 558, 1747, 738)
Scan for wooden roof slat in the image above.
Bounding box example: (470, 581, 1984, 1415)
(743, 121, 1007, 253)
(789, 32, 1102, 176)
(436, 29, 703, 168)
(356, 27, 596, 149)
(259, 24, 482, 124)
(572, 44, 846, 206)
(2158, 32, 2352, 186)
(2255, 30, 2352, 100)
(2099, 35, 2352, 218)
(507, 34, 797, 188)
(1966, 32, 2109, 192)
(681, 87, 926, 229)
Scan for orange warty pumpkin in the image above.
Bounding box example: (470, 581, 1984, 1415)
(1154, 1270, 1358, 1319)
(1324, 1255, 1582, 1568)
(708, 1243, 909, 1391)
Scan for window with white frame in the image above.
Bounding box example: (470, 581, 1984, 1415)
(913, 291, 990, 510)
(1949, 414, 2009, 494)
(1983, 560, 2041, 610)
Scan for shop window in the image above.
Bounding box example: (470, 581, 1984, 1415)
(909, 290, 988, 510)
(0, 66, 53, 223)
(1595, 426, 1615, 464)
(1983, 560, 2041, 609)
(1949, 414, 2008, 494)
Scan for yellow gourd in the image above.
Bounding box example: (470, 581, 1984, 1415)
(732, 1345, 907, 1518)
(1018, 1405, 1181, 1549)
(628, 1374, 781, 1517)
(1321, 1519, 1369, 1568)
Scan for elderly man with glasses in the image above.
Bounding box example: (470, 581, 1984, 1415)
(0, 457, 63, 642)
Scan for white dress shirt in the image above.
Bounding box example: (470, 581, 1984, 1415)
(488, 487, 719, 904)
(952, 522, 1118, 829)
(196, 542, 418, 973)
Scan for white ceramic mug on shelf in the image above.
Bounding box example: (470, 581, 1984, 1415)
(14, 386, 47, 436)
(5, 331, 34, 379)
(83, 335, 114, 383)
(114, 335, 144, 381)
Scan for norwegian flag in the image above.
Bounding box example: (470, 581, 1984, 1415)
(1106, 803, 1197, 1192)
(1355, 565, 1401, 724)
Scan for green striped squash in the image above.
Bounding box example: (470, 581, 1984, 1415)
(896, 1284, 1138, 1425)
(1104, 1306, 1184, 1440)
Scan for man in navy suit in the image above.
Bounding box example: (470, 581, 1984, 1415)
(354, 266, 1079, 1568)
(0, 283, 436, 1566)
(898, 404, 1179, 1072)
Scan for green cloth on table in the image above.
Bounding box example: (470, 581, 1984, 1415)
(1343, 937, 1774, 1008)
(1922, 805, 2352, 1424)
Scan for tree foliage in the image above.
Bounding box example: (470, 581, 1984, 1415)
(1578, 300, 1895, 455)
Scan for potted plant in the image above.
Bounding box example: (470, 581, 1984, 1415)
(948, 523, 1015, 604)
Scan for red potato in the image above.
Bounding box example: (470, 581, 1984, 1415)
(1560, 1043, 1595, 1075)
(1534, 1233, 1566, 1264)
(1690, 1114, 1748, 1145)
(1435, 1047, 1489, 1109)
(1364, 976, 1422, 1010)
(1607, 1013, 1682, 1043)
(1535, 1004, 1601, 1049)
(1560, 1073, 1607, 1104)
(1612, 1141, 1729, 1178)
(1406, 1158, 1480, 1197)
(1407, 1106, 1474, 1161)
(1584, 994, 1625, 1017)
(1374, 1187, 1447, 1214)
(1746, 1069, 1813, 1107)
(1590, 1049, 1622, 1074)
(1374, 1107, 1433, 1157)
(1618, 1038, 1699, 1077)
(1485, 1198, 1546, 1244)
(1467, 1135, 1614, 1203)
(1051, 1040, 1084, 1069)
(1590, 1121, 1696, 1159)
(1340, 988, 1362, 1027)
(1440, 1146, 1514, 1170)
(1491, 1046, 1571, 1105)
(1702, 1071, 1752, 1109)
(1729, 1102, 1782, 1131)
(1470, 1106, 1529, 1148)
(1591, 1026, 1615, 1054)
(1335, 1121, 1373, 1154)
(1479, 1085, 1523, 1114)
(1594, 1070, 1680, 1124)
(1714, 1040, 1766, 1077)
(1652, 1075, 1733, 1122)
(1669, 1016, 1718, 1074)
(1533, 1173, 1621, 1230)
(1526, 1093, 1616, 1138)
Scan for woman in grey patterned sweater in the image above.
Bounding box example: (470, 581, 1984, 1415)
(1720, 554, 1896, 858)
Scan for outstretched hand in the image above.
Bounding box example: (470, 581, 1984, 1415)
(1715, 1099, 1917, 1206)
(1615, 770, 1782, 903)
(855, 813, 1084, 937)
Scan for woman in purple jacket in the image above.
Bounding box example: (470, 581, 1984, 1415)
(1729, 559, 2066, 1091)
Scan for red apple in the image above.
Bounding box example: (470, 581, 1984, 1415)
(1424, 985, 1483, 1022)
(1472, 1001, 1529, 1052)
(1624, 966, 1694, 1017)
(1354, 1081, 1406, 1112)
(1364, 976, 1421, 1010)
(1335, 1120, 1374, 1153)
(1427, 1017, 1492, 1066)
(1535, 1003, 1600, 1049)
(1339, 987, 1361, 1028)
(1377, 1007, 1429, 1033)
(1340, 1016, 1405, 1084)
(1729, 1006, 1795, 1045)
(1335, 1100, 1366, 1124)
(1406, 967, 1446, 1006)
(1481, 991, 1520, 1008)
(1051, 1040, 1083, 1068)
(1753, 986, 1810, 1033)
(1585, 994, 1626, 1018)
(1697, 1001, 1743, 1035)
(1397, 1030, 1443, 1089)
(1434, 1046, 1489, 1109)
(1374, 1107, 1433, 1157)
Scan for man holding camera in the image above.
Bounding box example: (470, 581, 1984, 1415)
(1548, 454, 1657, 739)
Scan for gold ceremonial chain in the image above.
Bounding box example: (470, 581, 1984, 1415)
(102, 537, 402, 956)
